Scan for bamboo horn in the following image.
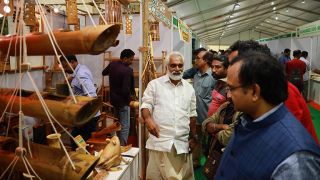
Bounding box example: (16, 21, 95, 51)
(0, 88, 102, 127)
(0, 25, 120, 56)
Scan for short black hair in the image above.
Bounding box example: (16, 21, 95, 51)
(193, 47, 207, 56)
(213, 55, 229, 69)
(120, 49, 135, 59)
(209, 50, 218, 55)
(60, 54, 77, 62)
(284, 48, 291, 53)
(293, 50, 301, 57)
(231, 51, 288, 105)
(203, 51, 214, 66)
(229, 40, 271, 56)
(302, 51, 308, 57)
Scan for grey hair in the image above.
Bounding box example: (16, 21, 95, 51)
(165, 51, 184, 66)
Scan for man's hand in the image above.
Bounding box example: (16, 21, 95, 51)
(189, 137, 198, 152)
(145, 117, 160, 138)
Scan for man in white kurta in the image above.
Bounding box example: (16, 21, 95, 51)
(141, 52, 197, 180)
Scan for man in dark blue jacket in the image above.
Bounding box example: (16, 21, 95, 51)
(216, 52, 320, 179)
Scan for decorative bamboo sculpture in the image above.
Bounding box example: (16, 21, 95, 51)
(0, 136, 99, 179)
(0, 88, 102, 127)
(97, 136, 122, 170)
(66, 0, 78, 25)
(0, 25, 120, 56)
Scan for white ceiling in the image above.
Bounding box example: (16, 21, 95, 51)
(165, 0, 320, 44)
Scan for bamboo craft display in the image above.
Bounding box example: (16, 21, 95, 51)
(104, 0, 122, 27)
(65, 0, 78, 25)
(150, 21, 160, 41)
(0, 88, 102, 127)
(0, 25, 120, 56)
(0, 136, 99, 179)
(23, 1, 36, 27)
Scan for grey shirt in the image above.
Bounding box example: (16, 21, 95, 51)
(271, 151, 320, 179)
(193, 68, 215, 124)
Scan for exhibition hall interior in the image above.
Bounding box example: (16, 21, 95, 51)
(0, 0, 319, 179)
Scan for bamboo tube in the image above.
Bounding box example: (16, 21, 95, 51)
(0, 25, 120, 56)
(0, 88, 102, 127)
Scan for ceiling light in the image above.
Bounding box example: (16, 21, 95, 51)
(271, 2, 274, 5)
(235, 3, 240, 8)
(275, 16, 278, 20)
(53, 5, 60, 13)
(3, 5, 11, 13)
(272, 7, 276, 10)
(286, 8, 289, 12)
(301, 0, 305, 3)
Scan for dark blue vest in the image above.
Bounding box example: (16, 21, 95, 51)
(215, 104, 320, 180)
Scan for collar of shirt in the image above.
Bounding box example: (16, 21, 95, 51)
(71, 64, 80, 78)
(196, 68, 212, 76)
(240, 103, 283, 126)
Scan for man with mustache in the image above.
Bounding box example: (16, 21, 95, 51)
(208, 55, 229, 117)
(141, 51, 197, 180)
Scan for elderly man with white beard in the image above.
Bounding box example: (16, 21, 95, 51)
(141, 51, 198, 180)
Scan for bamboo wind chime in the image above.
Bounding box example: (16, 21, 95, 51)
(141, 34, 157, 86)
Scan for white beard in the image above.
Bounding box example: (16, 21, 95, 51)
(168, 72, 182, 81)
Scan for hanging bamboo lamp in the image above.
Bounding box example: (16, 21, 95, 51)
(150, 21, 160, 41)
(125, 15, 132, 35)
(104, 0, 122, 27)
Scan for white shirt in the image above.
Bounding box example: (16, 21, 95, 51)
(141, 75, 197, 154)
(300, 57, 310, 81)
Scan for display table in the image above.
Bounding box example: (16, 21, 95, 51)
(104, 147, 139, 180)
(310, 73, 320, 104)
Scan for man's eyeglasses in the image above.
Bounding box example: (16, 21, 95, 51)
(226, 84, 247, 92)
(169, 64, 183, 68)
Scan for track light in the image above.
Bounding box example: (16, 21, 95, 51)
(275, 16, 278, 20)
(235, 3, 240, 8)
(301, 0, 305, 3)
